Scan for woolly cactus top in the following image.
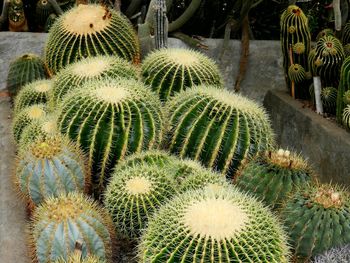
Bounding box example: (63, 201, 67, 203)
(29, 136, 63, 158)
(281, 5, 308, 25)
(266, 149, 309, 170)
(311, 184, 344, 209)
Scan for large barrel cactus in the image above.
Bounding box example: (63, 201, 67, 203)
(235, 149, 314, 209)
(280, 183, 350, 260)
(45, 4, 140, 74)
(57, 78, 163, 195)
(336, 56, 350, 123)
(29, 193, 114, 263)
(15, 136, 90, 205)
(139, 186, 290, 262)
(280, 5, 311, 99)
(7, 53, 49, 98)
(164, 86, 274, 179)
(141, 48, 223, 101)
(51, 55, 138, 106)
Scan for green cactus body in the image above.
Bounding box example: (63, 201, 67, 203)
(8, 0, 28, 32)
(141, 48, 223, 101)
(35, 0, 54, 29)
(235, 149, 313, 209)
(280, 183, 350, 260)
(57, 78, 163, 195)
(29, 193, 114, 263)
(139, 186, 290, 262)
(164, 86, 274, 179)
(55, 252, 105, 263)
(45, 4, 140, 74)
(342, 105, 350, 129)
(14, 79, 52, 113)
(15, 136, 90, 205)
(288, 63, 306, 83)
(343, 21, 350, 47)
(336, 56, 350, 123)
(12, 104, 48, 144)
(44, 13, 57, 32)
(321, 87, 338, 114)
(7, 53, 49, 98)
(316, 28, 334, 42)
(280, 5, 311, 99)
(51, 56, 138, 106)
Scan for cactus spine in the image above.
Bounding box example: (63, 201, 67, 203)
(336, 56, 350, 123)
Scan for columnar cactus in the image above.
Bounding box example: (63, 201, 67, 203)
(15, 136, 90, 205)
(35, 0, 54, 29)
(57, 78, 163, 195)
(235, 149, 313, 209)
(29, 193, 114, 263)
(280, 183, 350, 260)
(164, 86, 274, 179)
(51, 56, 138, 106)
(321, 87, 337, 114)
(139, 186, 290, 262)
(45, 4, 140, 74)
(14, 79, 52, 113)
(141, 48, 223, 101)
(7, 53, 49, 98)
(280, 5, 311, 99)
(336, 56, 350, 123)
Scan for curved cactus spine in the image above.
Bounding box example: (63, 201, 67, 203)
(139, 186, 290, 262)
(7, 53, 49, 98)
(14, 79, 52, 114)
(321, 87, 338, 114)
(336, 56, 350, 123)
(280, 5, 311, 99)
(15, 136, 90, 205)
(29, 192, 115, 263)
(141, 48, 223, 101)
(164, 85, 274, 179)
(35, 0, 54, 29)
(51, 56, 139, 106)
(45, 4, 140, 74)
(280, 183, 350, 260)
(57, 78, 163, 195)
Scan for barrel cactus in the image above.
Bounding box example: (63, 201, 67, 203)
(35, 0, 54, 29)
(164, 86, 274, 179)
(29, 192, 114, 263)
(7, 53, 49, 98)
(44, 13, 57, 32)
(15, 136, 90, 205)
(14, 79, 52, 113)
(139, 186, 290, 262)
(280, 183, 350, 260)
(235, 149, 313, 209)
(342, 105, 350, 129)
(55, 253, 105, 263)
(57, 78, 163, 195)
(141, 48, 223, 101)
(321, 87, 337, 114)
(45, 4, 140, 74)
(336, 56, 350, 123)
(312, 244, 350, 263)
(343, 21, 350, 57)
(51, 55, 138, 106)
(12, 104, 48, 144)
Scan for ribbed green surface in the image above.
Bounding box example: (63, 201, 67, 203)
(15, 136, 89, 205)
(51, 55, 138, 106)
(141, 48, 223, 101)
(45, 4, 140, 74)
(139, 187, 290, 262)
(7, 53, 49, 97)
(57, 78, 163, 195)
(288, 64, 305, 83)
(14, 79, 52, 114)
(164, 86, 274, 179)
(342, 105, 350, 129)
(280, 184, 350, 260)
(343, 21, 350, 47)
(30, 193, 114, 263)
(321, 87, 337, 114)
(35, 0, 54, 28)
(336, 56, 350, 123)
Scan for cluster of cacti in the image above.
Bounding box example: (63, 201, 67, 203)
(141, 48, 223, 101)
(51, 55, 138, 106)
(235, 148, 314, 209)
(15, 136, 90, 205)
(45, 4, 140, 74)
(164, 85, 274, 179)
(337, 56, 350, 123)
(312, 244, 350, 263)
(29, 192, 114, 262)
(280, 5, 311, 99)
(280, 183, 350, 260)
(139, 186, 290, 262)
(7, 53, 49, 98)
(57, 78, 163, 195)
(8, 0, 28, 32)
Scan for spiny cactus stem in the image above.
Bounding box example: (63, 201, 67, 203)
(0, 0, 10, 30)
(289, 44, 295, 99)
(168, 0, 201, 32)
(47, 0, 62, 15)
(154, 0, 168, 49)
(333, 0, 341, 31)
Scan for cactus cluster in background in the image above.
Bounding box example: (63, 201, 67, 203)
(343, 21, 350, 57)
(337, 56, 350, 123)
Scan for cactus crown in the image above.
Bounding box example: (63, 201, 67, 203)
(29, 136, 62, 158)
(311, 184, 344, 208)
(266, 149, 308, 170)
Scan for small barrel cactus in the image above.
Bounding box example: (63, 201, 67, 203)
(288, 63, 306, 83)
(44, 13, 57, 32)
(57, 78, 163, 195)
(235, 149, 314, 209)
(15, 136, 90, 205)
(51, 55, 138, 106)
(343, 21, 350, 56)
(45, 4, 140, 74)
(12, 104, 48, 144)
(35, 0, 54, 29)
(139, 186, 290, 262)
(29, 192, 115, 263)
(141, 48, 223, 101)
(14, 79, 52, 113)
(7, 53, 49, 98)
(312, 244, 350, 263)
(321, 87, 338, 114)
(164, 85, 274, 179)
(280, 183, 350, 260)
(342, 105, 350, 129)
(336, 56, 350, 123)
